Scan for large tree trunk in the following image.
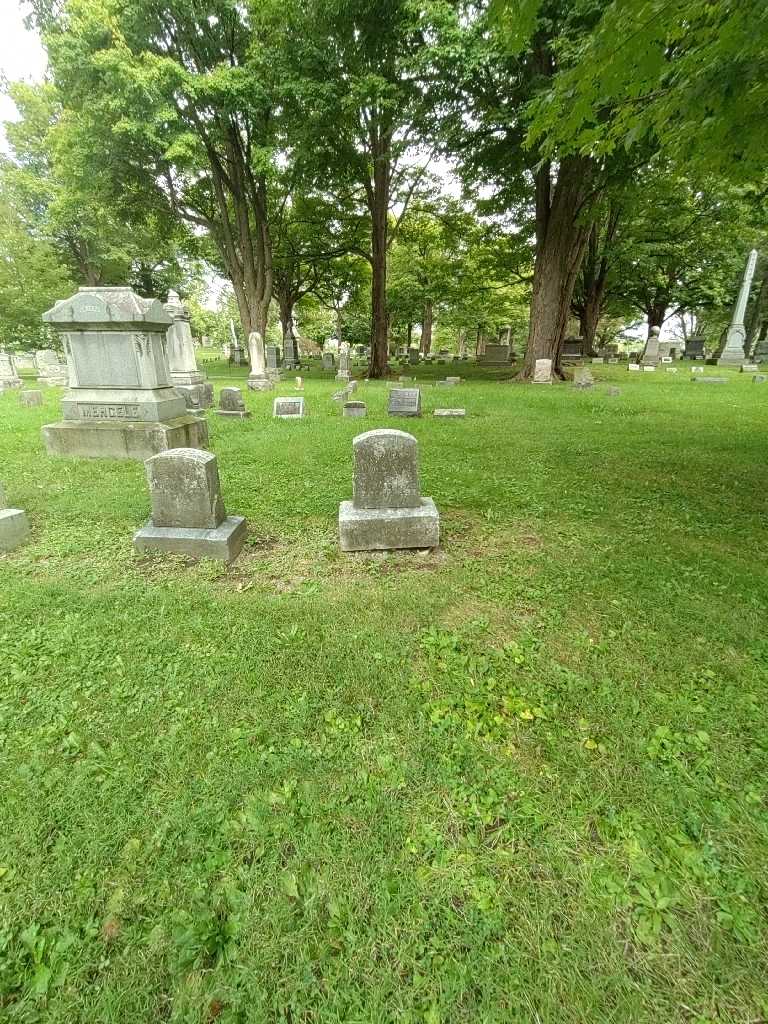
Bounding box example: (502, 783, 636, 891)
(520, 156, 596, 380)
(420, 300, 433, 355)
(368, 142, 390, 379)
(579, 294, 602, 356)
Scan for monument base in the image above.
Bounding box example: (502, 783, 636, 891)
(133, 515, 246, 562)
(247, 376, 274, 391)
(0, 508, 30, 551)
(42, 415, 209, 460)
(338, 498, 439, 552)
(717, 354, 745, 367)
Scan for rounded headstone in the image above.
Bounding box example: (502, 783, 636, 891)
(352, 429, 421, 510)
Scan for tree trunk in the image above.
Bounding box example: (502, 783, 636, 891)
(420, 300, 433, 355)
(368, 143, 390, 379)
(520, 156, 596, 380)
(578, 292, 602, 356)
(407, 322, 413, 347)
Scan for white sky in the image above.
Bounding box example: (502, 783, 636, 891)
(0, 0, 47, 151)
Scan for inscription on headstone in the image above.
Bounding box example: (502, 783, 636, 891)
(273, 397, 305, 419)
(387, 388, 421, 417)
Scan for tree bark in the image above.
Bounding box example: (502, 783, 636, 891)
(520, 156, 596, 380)
(420, 300, 433, 355)
(367, 135, 390, 379)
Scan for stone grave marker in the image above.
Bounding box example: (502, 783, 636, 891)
(217, 387, 250, 418)
(265, 344, 281, 382)
(35, 348, 68, 386)
(591, 357, 604, 365)
(0, 352, 22, 390)
(332, 388, 350, 402)
(20, 390, 43, 407)
(336, 341, 351, 382)
(573, 367, 594, 389)
(693, 376, 728, 384)
(533, 358, 553, 384)
(719, 249, 757, 367)
(343, 401, 367, 418)
(665, 367, 678, 374)
(628, 363, 641, 372)
(643, 365, 656, 373)
(753, 374, 767, 384)
(273, 397, 305, 419)
(642, 326, 661, 366)
(41, 286, 208, 460)
(691, 366, 705, 374)
(133, 448, 246, 562)
(445, 376, 461, 384)
(295, 376, 304, 390)
(388, 388, 421, 417)
(434, 408, 466, 417)
(322, 351, 335, 371)
(0, 482, 30, 552)
(607, 386, 621, 397)
(338, 429, 439, 551)
(247, 331, 273, 391)
(164, 290, 213, 409)
(607, 357, 619, 364)
(408, 349, 420, 365)
(741, 363, 759, 373)
(661, 356, 673, 364)
(347, 380, 358, 394)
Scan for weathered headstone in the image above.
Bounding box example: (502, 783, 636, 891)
(217, 387, 250, 418)
(741, 363, 759, 373)
(693, 376, 728, 384)
(201, 334, 212, 348)
(41, 287, 208, 460)
(665, 367, 678, 374)
(332, 388, 350, 402)
(20, 390, 43, 407)
(607, 357, 619, 364)
(387, 388, 421, 417)
(133, 448, 246, 562)
(434, 408, 466, 417)
(719, 249, 758, 367)
(628, 363, 641, 372)
(753, 374, 768, 384)
(642, 326, 661, 367)
(533, 358, 553, 384)
(322, 351, 335, 371)
(408, 349, 420, 365)
(0, 482, 30, 552)
(445, 376, 461, 385)
(685, 337, 706, 359)
(661, 356, 673, 364)
(295, 376, 304, 390)
(35, 348, 68, 386)
(343, 401, 367, 418)
(0, 352, 22, 391)
(247, 331, 273, 391)
(338, 429, 439, 551)
(591, 357, 604, 365)
(606, 386, 621, 397)
(573, 367, 594, 389)
(347, 380, 358, 394)
(336, 341, 351, 382)
(478, 343, 510, 365)
(273, 397, 305, 419)
(691, 366, 705, 375)
(265, 344, 281, 382)
(643, 365, 656, 373)
(283, 329, 298, 370)
(164, 290, 213, 409)
(561, 337, 584, 359)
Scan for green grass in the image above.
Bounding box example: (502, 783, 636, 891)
(1, 365, 767, 1023)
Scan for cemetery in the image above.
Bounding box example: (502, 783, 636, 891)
(0, 1, 767, 1021)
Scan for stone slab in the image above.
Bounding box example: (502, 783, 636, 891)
(387, 388, 421, 417)
(741, 364, 759, 373)
(273, 397, 305, 418)
(693, 377, 728, 384)
(133, 515, 246, 563)
(343, 401, 367, 418)
(42, 415, 208, 460)
(247, 376, 274, 392)
(628, 363, 641, 372)
(0, 508, 30, 551)
(434, 409, 466, 417)
(338, 498, 439, 552)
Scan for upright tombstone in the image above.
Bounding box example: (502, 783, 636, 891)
(217, 387, 250, 418)
(561, 337, 584, 359)
(641, 326, 662, 367)
(201, 334, 212, 348)
(164, 290, 213, 409)
(336, 341, 352, 382)
(343, 400, 367, 418)
(265, 344, 281, 382)
(41, 287, 208, 460)
(0, 352, 22, 391)
(133, 448, 246, 562)
(322, 351, 335, 371)
(408, 348, 420, 366)
(283, 324, 299, 370)
(338, 429, 439, 552)
(533, 358, 553, 384)
(479, 343, 511, 365)
(0, 482, 30, 552)
(388, 388, 422, 417)
(719, 249, 758, 367)
(685, 336, 706, 360)
(273, 397, 305, 419)
(35, 349, 68, 386)
(573, 367, 594, 389)
(657, 339, 672, 361)
(20, 390, 43, 407)
(246, 331, 273, 391)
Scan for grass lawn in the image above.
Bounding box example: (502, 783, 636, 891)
(1, 363, 767, 1023)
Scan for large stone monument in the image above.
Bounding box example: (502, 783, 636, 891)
(133, 448, 246, 563)
(164, 290, 213, 410)
(246, 330, 273, 391)
(719, 249, 758, 367)
(283, 320, 299, 369)
(641, 326, 661, 366)
(336, 340, 351, 382)
(41, 286, 208, 460)
(0, 482, 30, 552)
(0, 352, 22, 391)
(338, 429, 440, 552)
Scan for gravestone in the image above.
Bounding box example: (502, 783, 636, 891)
(479, 343, 510, 365)
(561, 337, 583, 359)
(661, 356, 673, 364)
(322, 351, 335, 371)
(332, 388, 350, 402)
(20, 390, 43, 407)
(247, 331, 273, 391)
(608, 357, 619, 364)
(201, 334, 212, 348)
(343, 401, 367, 418)
(164, 290, 213, 409)
(0, 481, 30, 552)
(628, 363, 641, 372)
(347, 380, 358, 394)
(753, 374, 768, 384)
(388, 388, 421, 417)
(658, 340, 672, 360)
(643, 365, 656, 373)
(0, 352, 22, 391)
(217, 387, 250, 418)
(445, 376, 461, 385)
(591, 357, 604, 365)
(691, 366, 705, 375)
(133, 448, 246, 562)
(336, 341, 351, 382)
(719, 249, 758, 367)
(434, 408, 466, 417)
(685, 337, 705, 359)
(338, 429, 439, 551)
(573, 367, 594, 388)
(41, 287, 208, 460)
(295, 376, 304, 390)
(533, 358, 553, 384)
(265, 344, 281, 382)
(283, 330, 298, 370)
(642, 327, 661, 366)
(607, 387, 621, 397)
(741, 363, 759, 373)
(693, 376, 728, 384)
(665, 367, 678, 374)
(408, 349, 420, 365)
(35, 348, 68, 386)
(435, 379, 456, 388)
(273, 397, 305, 419)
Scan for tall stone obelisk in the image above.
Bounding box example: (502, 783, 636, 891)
(718, 249, 758, 367)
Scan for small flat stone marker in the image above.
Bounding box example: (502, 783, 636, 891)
(133, 448, 246, 562)
(691, 366, 705, 374)
(445, 376, 461, 384)
(217, 387, 250, 418)
(339, 429, 439, 551)
(434, 408, 466, 417)
(643, 365, 656, 372)
(591, 357, 604, 364)
(533, 358, 553, 384)
(693, 376, 728, 384)
(606, 387, 620, 397)
(665, 367, 678, 374)
(628, 363, 641, 372)
(388, 388, 421, 417)
(273, 397, 305, 418)
(661, 356, 673, 364)
(20, 390, 43, 407)
(741, 363, 759, 373)
(0, 481, 31, 552)
(343, 401, 367, 418)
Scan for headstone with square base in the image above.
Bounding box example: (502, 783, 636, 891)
(265, 344, 281, 382)
(338, 429, 439, 551)
(343, 401, 367, 418)
(562, 337, 584, 359)
(533, 359, 553, 384)
(685, 337, 706, 359)
(41, 287, 208, 460)
(0, 352, 22, 391)
(642, 327, 661, 367)
(217, 387, 250, 418)
(388, 388, 421, 417)
(133, 448, 246, 562)
(247, 330, 273, 391)
(164, 291, 213, 409)
(273, 397, 305, 419)
(0, 482, 30, 552)
(741, 363, 759, 373)
(20, 390, 43, 407)
(336, 341, 351, 382)
(283, 331, 298, 370)
(408, 349, 420, 365)
(643, 365, 656, 373)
